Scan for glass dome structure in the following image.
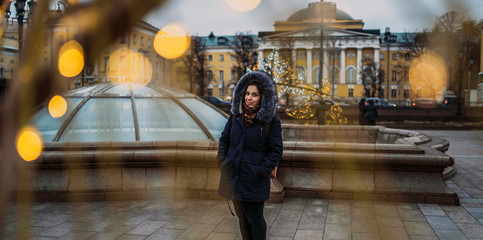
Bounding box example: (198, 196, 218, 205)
(31, 83, 228, 143)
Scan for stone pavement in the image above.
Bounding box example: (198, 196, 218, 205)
(1, 130, 483, 240)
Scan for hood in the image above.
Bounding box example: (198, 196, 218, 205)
(231, 71, 277, 123)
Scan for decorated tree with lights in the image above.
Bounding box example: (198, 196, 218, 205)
(255, 49, 347, 124)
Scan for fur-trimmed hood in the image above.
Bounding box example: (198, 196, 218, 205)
(231, 71, 277, 123)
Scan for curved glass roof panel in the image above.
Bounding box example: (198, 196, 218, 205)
(158, 87, 193, 98)
(178, 98, 227, 139)
(68, 85, 99, 95)
(136, 98, 208, 141)
(31, 98, 83, 142)
(58, 98, 136, 142)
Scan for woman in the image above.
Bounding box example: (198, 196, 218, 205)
(217, 71, 283, 240)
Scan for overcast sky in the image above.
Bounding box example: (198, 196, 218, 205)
(144, 0, 483, 36)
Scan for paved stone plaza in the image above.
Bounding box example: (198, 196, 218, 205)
(1, 130, 483, 240)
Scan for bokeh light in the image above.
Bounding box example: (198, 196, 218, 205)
(153, 22, 190, 59)
(225, 0, 261, 12)
(16, 126, 43, 162)
(409, 51, 447, 99)
(48, 95, 68, 118)
(58, 40, 84, 77)
(106, 48, 153, 86)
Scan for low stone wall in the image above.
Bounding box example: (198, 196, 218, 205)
(12, 125, 458, 205)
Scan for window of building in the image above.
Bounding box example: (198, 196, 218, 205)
(347, 67, 355, 84)
(365, 53, 371, 60)
(0, 67, 4, 77)
(219, 54, 224, 61)
(380, 53, 385, 60)
(392, 53, 397, 60)
(296, 50, 307, 59)
(133, 34, 137, 44)
(104, 56, 109, 72)
(329, 66, 338, 83)
(392, 70, 397, 82)
(208, 70, 213, 81)
(391, 89, 397, 98)
(217, 37, 228, 45)
(208, 55, 213, 61)
(120, 56, 126, 71)
(141, 36, 144, 46)
(348, 88, 353, 97)
(219, 70, 224, 81)
(380, 90, 384, 98)
(231, 70, 235, 81)
(147, 39, 151, 47)
(58, 35, 65, 45)
(219, 86, 224, 97)
(231, 55, 235, 61)
(405, 53, 411, 60)
(208, 88, 213, 96)
(314, 67, 320, 84)
(120, 34, 126, 43)
(404, 89, 409, 98)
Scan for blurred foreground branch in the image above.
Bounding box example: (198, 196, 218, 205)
(0, 0, 167, 232)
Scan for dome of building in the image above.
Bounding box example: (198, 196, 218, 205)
(31, 83, 228, 143)
(287, 3, 353, 22)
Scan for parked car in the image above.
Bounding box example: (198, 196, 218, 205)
(365, 97, 396, 107)
(439, 96, 457, 107)
(411, 98, 438, 108)
(200, 96, 231, 109)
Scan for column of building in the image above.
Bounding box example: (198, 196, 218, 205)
(306, 48, 312, 84)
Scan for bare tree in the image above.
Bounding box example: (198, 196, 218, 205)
(182, 36, 209, 96)
(360, 58, 383, 98)
(434, 11, 462, 33)
(231, 32, 258, 81)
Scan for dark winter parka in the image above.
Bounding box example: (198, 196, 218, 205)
(217, 71, 283, 202)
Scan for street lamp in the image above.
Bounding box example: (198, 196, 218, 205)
(467, 55, 475, 90)
(456, 50, 464, 116)
(328, 38, 340, 98)
(14, 0, 26, 56)
(5, 0, 36, 58)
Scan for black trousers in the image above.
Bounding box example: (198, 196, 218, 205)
(232, 200, 267, 240)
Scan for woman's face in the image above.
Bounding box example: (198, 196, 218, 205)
(245, 85, 261, 108)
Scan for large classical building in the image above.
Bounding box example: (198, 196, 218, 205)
(257, 0, 414, 105)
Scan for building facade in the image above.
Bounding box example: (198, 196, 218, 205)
(0, 8, 171, 94)
(171, 32, 258, 100)
(257, 0, 415, 105)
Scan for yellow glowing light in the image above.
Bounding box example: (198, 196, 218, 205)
(16, 126, 43, 162)
(48, 95, 67, 118)
(225, 0, 261, 12)
(409, 51, 447, 99)
(58, 40, 84, 77)
(153, 23, 190, 59)
(106, 48, 153, 86)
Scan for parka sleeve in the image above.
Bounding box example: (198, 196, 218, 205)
(258, 117, 283, 177)
(216, 115, 232, 166)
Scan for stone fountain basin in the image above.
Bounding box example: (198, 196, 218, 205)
(13, 125, 457, 205)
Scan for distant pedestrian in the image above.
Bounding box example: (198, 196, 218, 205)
(316, 98, 327, 125)
(365, 99, 378, 125)
(358, 98, 367, 125)
(217, 71, 283, 240)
